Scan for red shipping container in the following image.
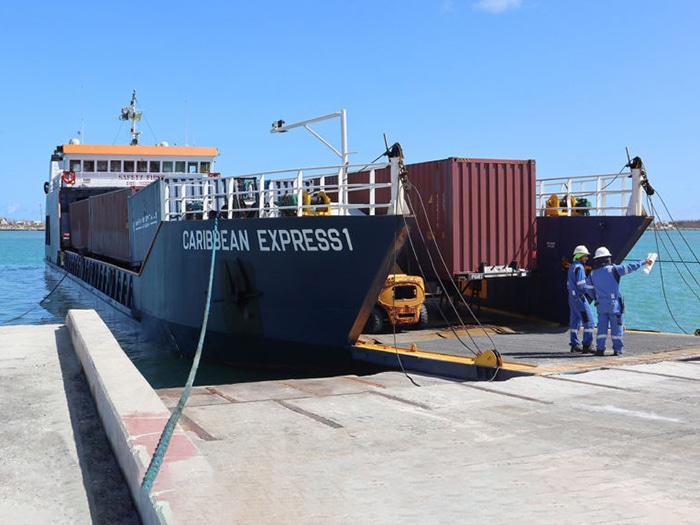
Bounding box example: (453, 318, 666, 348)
(349, 157, 536, 281)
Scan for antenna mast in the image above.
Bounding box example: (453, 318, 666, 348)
(119, 90, 143, 145)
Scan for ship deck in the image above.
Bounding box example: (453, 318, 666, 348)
(355, 299, 700, 379)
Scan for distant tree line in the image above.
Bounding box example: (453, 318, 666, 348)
(670, 220, 700, 230)
(651, 220, 700, 230)
(0, 218, 45, 230)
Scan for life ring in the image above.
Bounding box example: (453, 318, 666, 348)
(61, 170, 76, 185)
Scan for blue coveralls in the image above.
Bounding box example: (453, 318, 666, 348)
(590, 260, 645, 354)
(566, 259, 595, 348)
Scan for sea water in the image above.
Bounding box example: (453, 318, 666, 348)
(622, 229, 700, 335)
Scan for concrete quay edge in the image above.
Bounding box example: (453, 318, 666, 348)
(66, 309, 218, 525)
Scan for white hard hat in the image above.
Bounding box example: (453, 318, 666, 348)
(573, 245, 590, 257)
(594, 246, 612, 259)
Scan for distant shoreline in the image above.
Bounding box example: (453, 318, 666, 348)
(649, 220, 700, 231)
(0, 226, 45, 231)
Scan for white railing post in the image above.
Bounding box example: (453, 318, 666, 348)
(296, 170, 304, 217)
(160, 179, 169, 222)
(626, 167, 643, 216)
(339, 109, 348, 213)
(336, 167, 345, 215)
(258, 175, 265, 217)
(369, 168, 376, 216)
(226, 178, 234, 218)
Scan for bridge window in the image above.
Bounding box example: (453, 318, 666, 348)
(162, 161, 173, 173)
(84, 160, 95, 172)
(110, 160, 122, 172)
(137, 160, 148, 173)
(200, 162, 210, 173)
(175, 161, 186, 173)
(69, 160, 81, 172)
(187, 162, 198, 174)
(97, 160, 108, 172)
(150, 161, 161, 173)
(124, 160, 134, 173)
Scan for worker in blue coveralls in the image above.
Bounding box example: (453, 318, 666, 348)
(567, 245, 595, 353)
(589, 247, 653, 356)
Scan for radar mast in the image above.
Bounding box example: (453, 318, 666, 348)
(119, 90, 143, 145)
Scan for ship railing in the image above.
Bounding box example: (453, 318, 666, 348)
(536, 169, 647, 217)
(161, 159, 407, 221)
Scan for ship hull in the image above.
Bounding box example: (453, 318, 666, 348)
(56, 214, 411, 369)
(478, 215, 653, 323)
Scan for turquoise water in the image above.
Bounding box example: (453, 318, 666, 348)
(2, 229, 698, 386)
(622, 229, 700, 335)
(0, 231, 57, 325)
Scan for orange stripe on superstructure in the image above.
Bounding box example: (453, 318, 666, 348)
(62, 144, 218, 157)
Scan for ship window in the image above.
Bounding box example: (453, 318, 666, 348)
(96, 160, 108, 172)
(200, 162, 211, 174)
(83, 160, 95, 172)
(175, 161, 186, 173)
(69, 160, 81, 172)
(110, 160, 122, 172)
(187, 162, 198, 174)
(162, 161, 173, 173)
(137, 160, 148, 173)
(124, 160, 135, 172)
(150, 161, 161, 173)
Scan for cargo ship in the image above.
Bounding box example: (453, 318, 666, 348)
(352, 156, 654, 324)
(44, 92, 412, 370)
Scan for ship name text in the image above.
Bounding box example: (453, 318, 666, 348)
(182, 227, 354, 252)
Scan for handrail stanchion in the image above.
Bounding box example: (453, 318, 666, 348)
(295, 170, 304, 217)
(369, 168, 376, 216)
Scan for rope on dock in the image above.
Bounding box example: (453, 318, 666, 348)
(141, 216, 219, 493)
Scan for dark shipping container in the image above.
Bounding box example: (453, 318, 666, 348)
(88, 187, 136, 263)
(128, 180, 163, 267)
(68, 198, 90, 250)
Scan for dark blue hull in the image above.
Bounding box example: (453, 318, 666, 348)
(60, 214, 411, 369)
(478, 215, 653, 323)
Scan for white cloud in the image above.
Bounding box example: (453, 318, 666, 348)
(473, 0, 522, 14)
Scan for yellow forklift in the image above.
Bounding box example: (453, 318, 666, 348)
(364, 274, 428, 334)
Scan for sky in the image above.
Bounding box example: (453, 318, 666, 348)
(1, 0, 698, 221)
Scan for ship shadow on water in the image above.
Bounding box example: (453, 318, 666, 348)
(42, 269, 386, 389)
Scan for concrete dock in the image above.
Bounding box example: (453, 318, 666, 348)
(0, 323, 139, 524)
(3, 309, 700, 524)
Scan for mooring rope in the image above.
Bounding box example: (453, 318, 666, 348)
(141, 216, 219, 493)
(3, 270, 69, 324)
